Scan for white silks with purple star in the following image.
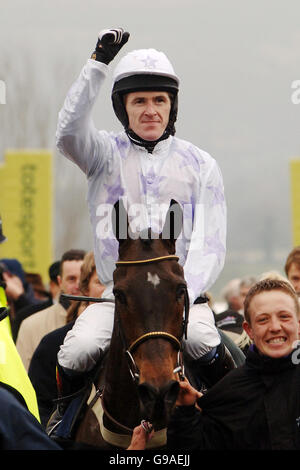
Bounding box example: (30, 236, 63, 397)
(56, 59, 226, 305)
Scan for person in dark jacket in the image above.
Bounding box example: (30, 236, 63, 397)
(0, 385, 61, 450)
(0, 258, 44, 333)
(11, 261, 61, 342)
(167, 278, 300, 450)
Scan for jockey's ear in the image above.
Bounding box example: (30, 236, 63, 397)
(161, 199, 183, 244)
(112, 199, 129, 243)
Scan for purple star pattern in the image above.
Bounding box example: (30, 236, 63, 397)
(101, 237, 119, 260)
(203, 229, 226, 264)
(176, 144, 205, 172)
(149, 175, 167, 198)
(139, 55, 158, 69)
(104, 175, 125, 204)
(139, 172, 147, 195)
(185, 271, 207, 296)
(140, 167, 167, 198)
(114, 135, 129, 160)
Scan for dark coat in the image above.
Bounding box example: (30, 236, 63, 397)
(28, 321, 75, 427)
(167, 345, 300, 450)
(0, 386, 61, 450)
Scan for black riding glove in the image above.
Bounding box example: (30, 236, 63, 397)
(91, 28, 130, 64)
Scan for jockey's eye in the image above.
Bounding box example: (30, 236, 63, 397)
(113, 289, 127, 305)
(176, 284, 187, 300)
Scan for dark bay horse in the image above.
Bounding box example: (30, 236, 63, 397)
(72, 200, 189, 449)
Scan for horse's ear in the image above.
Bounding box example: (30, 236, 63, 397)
(161, 199, 183, 242)
(112, 199, 129, 242)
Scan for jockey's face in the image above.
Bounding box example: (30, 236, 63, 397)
(125, 91, 171, 141)
(57, 259, 83, 296)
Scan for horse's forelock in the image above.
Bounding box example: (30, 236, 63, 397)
(139, 227, 155, 246)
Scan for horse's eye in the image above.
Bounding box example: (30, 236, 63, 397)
(176, 284, 187, 300)
(113, 289, 127, 305)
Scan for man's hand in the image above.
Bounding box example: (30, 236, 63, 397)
(91, 28, 130, 64)
(175, 378, 203, 408)
(2, 271, 24, 300)
(127, 422, 154, 450)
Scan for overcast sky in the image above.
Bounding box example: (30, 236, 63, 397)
(1, 0, 300, 297)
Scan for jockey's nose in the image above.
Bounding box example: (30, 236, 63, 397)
(144, 100, 157, 115)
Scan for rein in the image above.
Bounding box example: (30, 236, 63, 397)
(60, 294, 114, 303)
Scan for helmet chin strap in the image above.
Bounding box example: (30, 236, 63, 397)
(125, 127, 171, 154)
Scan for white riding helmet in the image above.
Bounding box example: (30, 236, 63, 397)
(111, 49, 180, 135)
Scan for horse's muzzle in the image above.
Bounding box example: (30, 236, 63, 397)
(137, 380, 180, 428)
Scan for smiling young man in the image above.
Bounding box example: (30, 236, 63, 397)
(167, 278, 300, 450)
(243, 281, 300, 358)
(55, 28, 230, 406)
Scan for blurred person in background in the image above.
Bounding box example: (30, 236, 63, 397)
(16, 249, 85, 371)
(0, 258, 43, 321)
(284, 246, 300, 296)
(48, 261, 61, 303)
(12, 270, 54, 342)
(25, 272, 50, 302)
(239, 276, 257, 313)
(215, 277, 255, 354)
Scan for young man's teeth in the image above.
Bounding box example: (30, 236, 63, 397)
(268, 337, 286, 343)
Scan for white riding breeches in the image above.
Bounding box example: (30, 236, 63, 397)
(57, 284, 220, 372)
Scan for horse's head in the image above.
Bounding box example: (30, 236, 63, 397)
(111, 200, 189, 429)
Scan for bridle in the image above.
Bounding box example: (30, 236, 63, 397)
(114, 254, 189, 384)
(62, 254, 189, 383)
(60, 254, 189, 435)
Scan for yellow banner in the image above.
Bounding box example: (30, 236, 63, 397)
(0, 149, 53, 283)
(290, 159, 300, 246)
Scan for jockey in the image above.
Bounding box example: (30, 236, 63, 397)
(55, 29, 233, 407)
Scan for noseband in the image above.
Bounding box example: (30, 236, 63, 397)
(114, 254, 189, 384)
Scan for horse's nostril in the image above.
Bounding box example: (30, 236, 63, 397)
(138, 382, 158, 420)
(161, 380, 179, 421)
(138, 380, 180, 424)
(138, 383, 158, 406)
(162, 380, 180, 407)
